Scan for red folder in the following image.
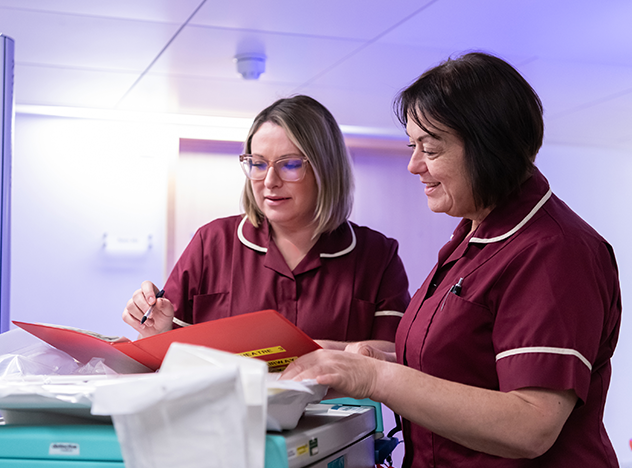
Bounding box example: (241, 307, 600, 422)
(13, 310, 321, 374)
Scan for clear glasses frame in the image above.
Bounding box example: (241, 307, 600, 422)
(239, 154, 310, 182)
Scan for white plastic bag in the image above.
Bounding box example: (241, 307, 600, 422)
(159, 342, 268, 468)
(0, 374, 115, 424)
(0, 328, 80, 377)
(91, 366, 248, 468)
(0, 328, 120, 424)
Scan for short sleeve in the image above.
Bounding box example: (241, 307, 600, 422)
(370, 239, 410, 341)
(491, 235, 618, 402)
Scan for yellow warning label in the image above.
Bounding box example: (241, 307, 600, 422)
(238, 346, 286, 358)
(266, 357, 297, 370)
(296, 445, 309, 456)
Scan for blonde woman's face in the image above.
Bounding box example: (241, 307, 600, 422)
(250, 122, 318, 232)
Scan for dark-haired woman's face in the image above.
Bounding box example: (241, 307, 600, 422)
(406, 118, 490, 229)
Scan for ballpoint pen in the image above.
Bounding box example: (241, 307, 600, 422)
(140, 289, 165, 325)
(440, 278, 464, 311)
(450, 278, 464, 296)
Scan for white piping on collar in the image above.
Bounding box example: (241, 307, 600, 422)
(238, 215, 267, 253)
(375, 310, 405, 318)
(237, 216, 356, 258)
(470, 189, 552, 244)
(320, 221, 356, 258)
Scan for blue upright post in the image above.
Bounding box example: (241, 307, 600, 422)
(0, 35, 14, 333)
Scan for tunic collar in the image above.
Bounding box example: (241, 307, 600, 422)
(430, 168, 553, 293)
(467, 168, 552, 245)
(237, 215, 356, 256)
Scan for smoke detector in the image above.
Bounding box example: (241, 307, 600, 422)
(235, 53, 266, 80)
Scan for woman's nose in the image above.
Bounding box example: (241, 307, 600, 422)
(264, 165, 282, 187)
(408, 152, 426, 175)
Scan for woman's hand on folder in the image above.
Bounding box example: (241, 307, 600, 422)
(122, 281, 174, 338)
(280, 349, 383, 402)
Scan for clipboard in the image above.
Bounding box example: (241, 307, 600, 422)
(13, 310, 321, 374)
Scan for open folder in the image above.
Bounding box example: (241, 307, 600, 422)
(13, 310, 321, 374)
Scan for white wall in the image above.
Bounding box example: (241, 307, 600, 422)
(11, 113, 174, 337)
(537, 144, 632, 465)
(350, 150, 459, 297)
(9, 113, 632, 463)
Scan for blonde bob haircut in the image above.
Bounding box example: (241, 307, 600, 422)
(241, 95, 354, 237)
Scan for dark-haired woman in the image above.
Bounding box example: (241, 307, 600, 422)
(283, 53, 621, 467)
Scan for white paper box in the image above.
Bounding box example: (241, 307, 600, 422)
(160, 343, 268, 468)
(91, 367, 248, 468)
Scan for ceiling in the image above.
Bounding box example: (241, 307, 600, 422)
(1, 0, 632, 149)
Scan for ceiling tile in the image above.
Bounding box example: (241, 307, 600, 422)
(15, 64, 138, 108)
(190, 0, 433, 39)
(519, 59, 632, 116)
(380, 0, 632, 66)
(301, 40, 449, 93)
(0, 1, 201, 23)
(116, 72, 296, 118)
(0, 7, 181, 70)
(145, 24, 364, 83)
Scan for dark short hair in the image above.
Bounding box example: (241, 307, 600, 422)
(242, 95, 354, 236)
(394, 52, 544, 209)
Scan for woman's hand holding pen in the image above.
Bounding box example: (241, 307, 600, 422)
(122, 280, 174, 338)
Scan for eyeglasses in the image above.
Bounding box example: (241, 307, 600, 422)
(239, 154, 310, 182)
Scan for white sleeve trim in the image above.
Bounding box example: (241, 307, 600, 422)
(495, 346, 592, 371)
(172, 317, 192, 327)
(374, 310, 405, 318)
